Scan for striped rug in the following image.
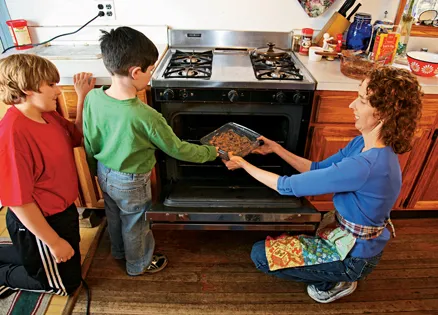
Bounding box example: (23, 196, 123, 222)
(0, 237, 52, 315)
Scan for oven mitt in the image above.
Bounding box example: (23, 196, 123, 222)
(296, 0, 336, 18)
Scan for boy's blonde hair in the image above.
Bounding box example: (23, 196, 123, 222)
(0, 54, 60, 105)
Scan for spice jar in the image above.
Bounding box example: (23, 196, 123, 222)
(6, 19, 32, 50)
(292, 35, 301, 52)
(299, 28, 314, 56)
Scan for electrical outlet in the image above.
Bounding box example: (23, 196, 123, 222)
(95, 0, 116, 20)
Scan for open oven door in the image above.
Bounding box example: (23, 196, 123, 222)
(147, 181, 321, 232)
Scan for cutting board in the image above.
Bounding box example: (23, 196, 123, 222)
(30, 45, 102, 60)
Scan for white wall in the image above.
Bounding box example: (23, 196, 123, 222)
(6, 0, 399, 31)
(5, 0, 437, 52)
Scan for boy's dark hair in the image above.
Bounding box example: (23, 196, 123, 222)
(99, 26, 159, 76)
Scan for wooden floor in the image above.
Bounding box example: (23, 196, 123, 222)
(0, 207, 103, 315)
(71, 217, 438, 315)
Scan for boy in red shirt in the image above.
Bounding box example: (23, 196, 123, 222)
(0, 54, 95, 297)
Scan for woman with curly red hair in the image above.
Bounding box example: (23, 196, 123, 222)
(223, 67, 423, 303)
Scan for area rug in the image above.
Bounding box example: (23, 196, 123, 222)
(0, 211, 107, 315)
(0, 237, 53, 315)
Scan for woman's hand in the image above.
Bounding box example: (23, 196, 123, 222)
(222, 152, 247, 170)
(252, 136, 279, 155)
(74, 72, 96, 101)
(48, 237, 75, 264)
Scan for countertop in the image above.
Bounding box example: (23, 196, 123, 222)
(1, 44, 168, 86)
(296, 54, 438, 94)
(2, 44, 437, 93)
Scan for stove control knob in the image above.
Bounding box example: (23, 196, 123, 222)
(293, 92, 302, 104)
(228, 90, 239, 102)
(275, 91, 286, 103)
(162, 89, 174, 100)
(179, 89, 189, 100)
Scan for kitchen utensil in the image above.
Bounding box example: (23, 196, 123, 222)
(315, 51, 342, 57)
(200, 122, 261, 160)
(253, 42, 289, 60)
(314, 12, 351, 47)
(338, 0, 355, 17)
(407, 51, 438, 77)
(347, 3, 362, 21)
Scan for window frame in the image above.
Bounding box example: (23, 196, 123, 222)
(395, 0, 438, 38)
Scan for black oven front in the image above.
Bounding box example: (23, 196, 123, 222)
(147, 87, 320, 231)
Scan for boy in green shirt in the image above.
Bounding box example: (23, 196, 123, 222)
(83, 27, 217, 276)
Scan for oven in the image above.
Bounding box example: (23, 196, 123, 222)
(148, 30, 321, 231)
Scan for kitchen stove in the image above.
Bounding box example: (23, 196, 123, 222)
(163, 50, 213, 79)
(250, 44, 304, 81)
(148, 30, 320, 231)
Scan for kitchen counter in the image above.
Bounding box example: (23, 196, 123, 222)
(297, 54, 438, 94)
(1, 44, 168, 86)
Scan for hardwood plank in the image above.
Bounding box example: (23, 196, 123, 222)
(73, 287, 438, 304)
(72, 299, 438, 315)
(73, 220, 438, 314)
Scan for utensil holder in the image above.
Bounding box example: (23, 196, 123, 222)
(314, 12, 351, 47)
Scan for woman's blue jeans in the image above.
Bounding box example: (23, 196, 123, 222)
(251, 240, 382, 291)
(97, 162, 155, 275)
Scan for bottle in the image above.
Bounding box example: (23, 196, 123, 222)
(299, 28, 314, 56)
(346, 13, 373, 51)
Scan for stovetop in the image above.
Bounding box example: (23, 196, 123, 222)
(163, 50, 213, 79)
(151, 30, 316, 91)
(152, 49, 315, 90)
(249, 52, 304, 81)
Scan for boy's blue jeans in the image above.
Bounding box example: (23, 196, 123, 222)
(251, 240, 382, 291)
(97, 162, 155, 275)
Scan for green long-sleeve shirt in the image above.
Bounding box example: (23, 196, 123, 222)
(83, 87, 216, 175)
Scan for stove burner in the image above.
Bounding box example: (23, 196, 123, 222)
(164, 50, 213, 79)
(250, 50, 304, 81)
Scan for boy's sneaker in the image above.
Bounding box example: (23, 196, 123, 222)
(128, 253, 168, 276)
(307, 281, 357, 303)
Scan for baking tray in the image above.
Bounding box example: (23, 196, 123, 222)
(200, 122, 261, 160)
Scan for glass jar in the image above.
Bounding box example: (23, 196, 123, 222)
(346, 13, 372, 51)
(299, 28, 314, 56)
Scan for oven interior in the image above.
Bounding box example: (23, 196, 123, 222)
(155, 102, 310, 209)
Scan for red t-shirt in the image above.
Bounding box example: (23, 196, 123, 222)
(0, 106, 82, 216)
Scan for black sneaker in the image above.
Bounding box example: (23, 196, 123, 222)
(144, 253, 168, 273)
(128, 253, 168, 276)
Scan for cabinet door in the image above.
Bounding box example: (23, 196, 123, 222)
(58, 86, 78, 120)
(74, 147, 105, 208)
(306, 126, 360, 210)
(312, 91, 358, 124)
(393, 127, 432, 209)
(405, 129, 438, 210)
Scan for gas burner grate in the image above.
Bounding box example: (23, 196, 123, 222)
(164, 50, 213, 79)
(250, 54, 304, 81)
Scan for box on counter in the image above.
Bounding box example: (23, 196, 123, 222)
(371, 32, 400, 65)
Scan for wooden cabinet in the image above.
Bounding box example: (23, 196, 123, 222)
(405, 129, 438, 210)
(58, 86, 153, 209)
(306, 125, 359, 208)
(306, 90, 438, 211)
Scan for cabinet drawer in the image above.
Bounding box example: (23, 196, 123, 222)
(313, 91, 357, 124)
